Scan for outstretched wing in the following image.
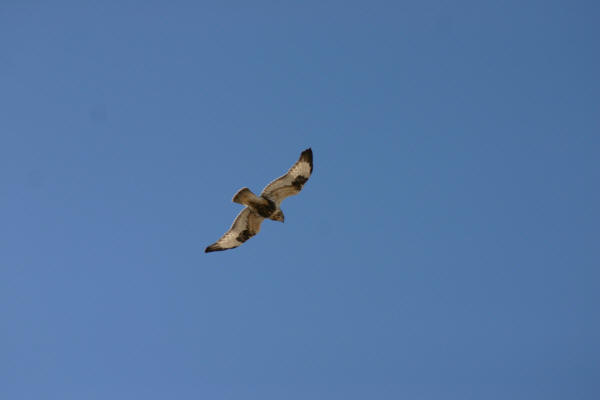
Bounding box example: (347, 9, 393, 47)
(260, 148, 313, 205)
(205, 207, 264, 252)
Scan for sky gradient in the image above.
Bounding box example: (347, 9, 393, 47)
(2, 1, 599, 399)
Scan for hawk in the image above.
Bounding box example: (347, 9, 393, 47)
(205, 148, 313, 253)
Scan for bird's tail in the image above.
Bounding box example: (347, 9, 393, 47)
(232, 187, 261, 206)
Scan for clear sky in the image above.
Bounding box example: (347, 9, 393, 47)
(1, 1, 599, 399)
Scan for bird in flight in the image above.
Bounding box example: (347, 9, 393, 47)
(205, 148, 313, 253)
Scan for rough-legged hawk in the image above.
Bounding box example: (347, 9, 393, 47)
(205, 148, 313, 253)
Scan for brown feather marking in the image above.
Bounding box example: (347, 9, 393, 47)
(291, 175, 308, 190)
(236, 229, 254, 243)
(254, 197, 276, 218)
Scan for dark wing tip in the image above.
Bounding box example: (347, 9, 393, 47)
(300, 148, 313, 174)
(205, 244, 225, 253)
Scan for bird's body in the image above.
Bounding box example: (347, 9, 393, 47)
(205, 148, 313, 253)
(231, 188, 281, 220)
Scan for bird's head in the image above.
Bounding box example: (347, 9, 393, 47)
(272, 210, 285, 223)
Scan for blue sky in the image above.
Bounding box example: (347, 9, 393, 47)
(1, 1, 599, 399)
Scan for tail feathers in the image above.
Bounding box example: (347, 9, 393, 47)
(232, 187, 259, 205)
